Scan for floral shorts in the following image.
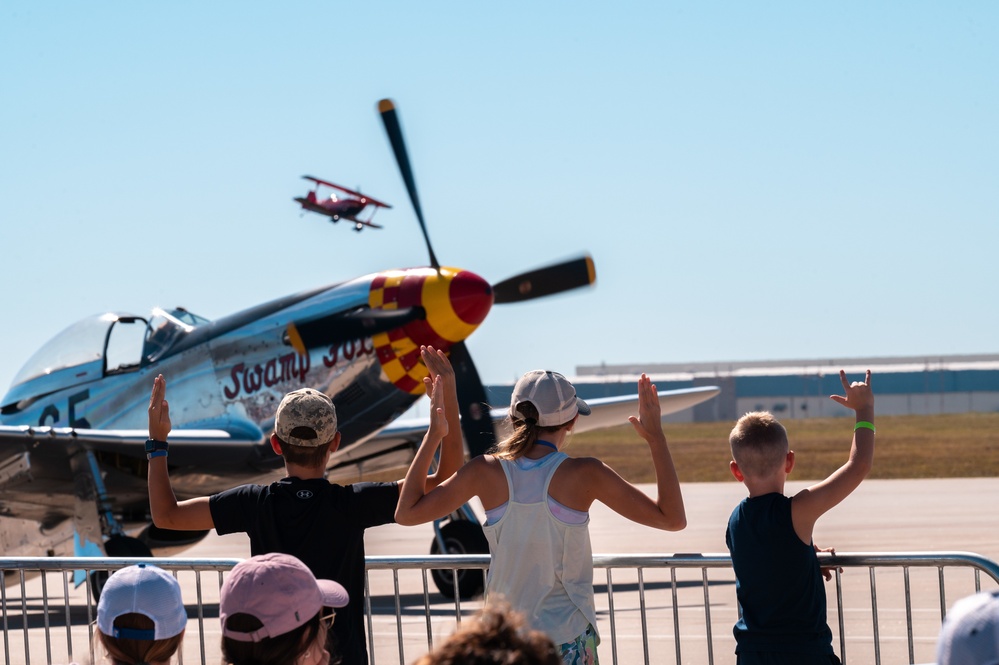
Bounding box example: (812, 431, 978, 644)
(558, 624, 599, 665)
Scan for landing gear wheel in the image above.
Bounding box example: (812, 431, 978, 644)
(89, 535, 153, 603)
(429, 520, 488, 600)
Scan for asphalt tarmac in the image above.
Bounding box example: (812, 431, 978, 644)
(9, 478, 999, 664)
(173, 477, 999, 665)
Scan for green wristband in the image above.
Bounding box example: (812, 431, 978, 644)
(854, 421, 876, 433)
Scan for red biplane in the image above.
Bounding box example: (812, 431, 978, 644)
(294, 175, 391, 231)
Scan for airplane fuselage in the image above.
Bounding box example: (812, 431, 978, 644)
(0, 266, 494, 529)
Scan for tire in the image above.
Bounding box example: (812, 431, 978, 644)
(429, 520, 488, 600)
(89, 536, 153, 603)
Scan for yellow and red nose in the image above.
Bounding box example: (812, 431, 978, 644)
(369, 267, 493, 393)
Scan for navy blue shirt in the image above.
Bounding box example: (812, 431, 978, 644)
(726, 493, 833, 655)
(211, 477, 399, 665)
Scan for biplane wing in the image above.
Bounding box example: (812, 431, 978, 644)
(301, 175, 392, 208)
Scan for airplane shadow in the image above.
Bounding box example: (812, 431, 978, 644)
(367, 578, 735, 617)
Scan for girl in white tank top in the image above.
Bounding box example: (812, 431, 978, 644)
(396, 348, 687, 664)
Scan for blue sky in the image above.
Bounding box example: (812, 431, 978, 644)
(2, 2, 997, 394)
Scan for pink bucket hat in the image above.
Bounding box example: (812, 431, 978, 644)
(220, 553, 349, 642)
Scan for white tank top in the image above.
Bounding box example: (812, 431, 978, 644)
(482, 452, 598, 645)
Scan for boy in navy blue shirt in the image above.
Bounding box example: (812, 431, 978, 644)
(726, 370, 875, 665)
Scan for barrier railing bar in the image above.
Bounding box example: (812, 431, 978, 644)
(364, 570, 375, 664)
(904, 566, 914, 665)
(393, 569, 404, 665)
(421, 570, 433, 653)
(834, 567, 846, 665)
(41, 571, 51, 665)
(62, 570, 73, 664)
(19, 570, 29, 665)
(869, 566, 881, 665)
(637, 567, 649, 665)
(670, 566, 681, 665)
(605, 567, 618, 665)
(1, 570, 9, 665)
(701, 567, 714, 665)
(938, 566, 947, 621)
(85, 568, 95, 665)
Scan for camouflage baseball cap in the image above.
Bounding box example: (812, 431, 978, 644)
(274, 388, 338, 447)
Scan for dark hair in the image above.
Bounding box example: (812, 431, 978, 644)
(492, 402, 574, 460)
(275, 435, 333, 469)
(413, 602, 560, 665)
(98, 613, 184, 665)
(222, 611, 324, 665)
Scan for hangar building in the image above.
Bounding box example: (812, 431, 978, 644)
(486, 354, 999, 424)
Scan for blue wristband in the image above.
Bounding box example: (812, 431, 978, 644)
(145, 438, 169, 453)
(147, 450, 168, 460)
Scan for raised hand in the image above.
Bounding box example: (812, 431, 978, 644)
(628, 374, 666, 445)
(421, 345, 454, 387)
(425, 375, 449, 441)
(148, 374, 172, 441)
(830, 369, 874, 414)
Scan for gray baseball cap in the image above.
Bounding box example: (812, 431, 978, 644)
(274, 388, 338, 447)
(509, 370, 591, 427)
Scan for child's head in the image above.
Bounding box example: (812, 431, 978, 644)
(495, 370, 591, 459)
(412, 601, 560, 665)
(272, 388, 339, 469)
(220, 552, 348, 665)
(729, 411, 789, 480)
(936, 590, 999, 665)
(96, 564, 187, 665)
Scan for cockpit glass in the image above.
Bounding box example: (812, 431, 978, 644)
(10, 314, 118, 387)
(143, 307, 208, 362)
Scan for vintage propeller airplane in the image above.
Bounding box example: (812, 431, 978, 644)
(293, 175, 391, 231)
(0, 99, 719, 599)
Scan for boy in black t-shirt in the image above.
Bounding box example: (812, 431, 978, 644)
(146, 346, 464, 665)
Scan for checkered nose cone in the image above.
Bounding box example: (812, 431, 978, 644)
(368, 267, 493, 394)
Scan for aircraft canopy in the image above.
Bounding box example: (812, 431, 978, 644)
(6, 308, 210, 401)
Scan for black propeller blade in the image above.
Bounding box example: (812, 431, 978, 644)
(286, 306, 426, 356)
(492, 255, 596, 304)
(376, 100, 598, 460)
(446, 341, 496, 458)
(378, 99, 440, 270)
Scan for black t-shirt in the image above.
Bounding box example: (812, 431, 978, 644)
(210, 477, 399, 665)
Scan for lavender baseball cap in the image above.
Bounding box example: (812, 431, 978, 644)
(220, 553, 348, 643)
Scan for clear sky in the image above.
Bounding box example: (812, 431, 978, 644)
(2, 2, 997, 395)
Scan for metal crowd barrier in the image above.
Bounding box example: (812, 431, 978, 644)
(2, 552, 998, 665)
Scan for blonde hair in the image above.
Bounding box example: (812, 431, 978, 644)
(492, 402, 574, 460)
(729, 411, 789, 479)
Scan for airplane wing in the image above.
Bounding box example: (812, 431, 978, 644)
(301, 175, 392, 208)
(0, 420, 266, 469)
(568, 385, 721, 434)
